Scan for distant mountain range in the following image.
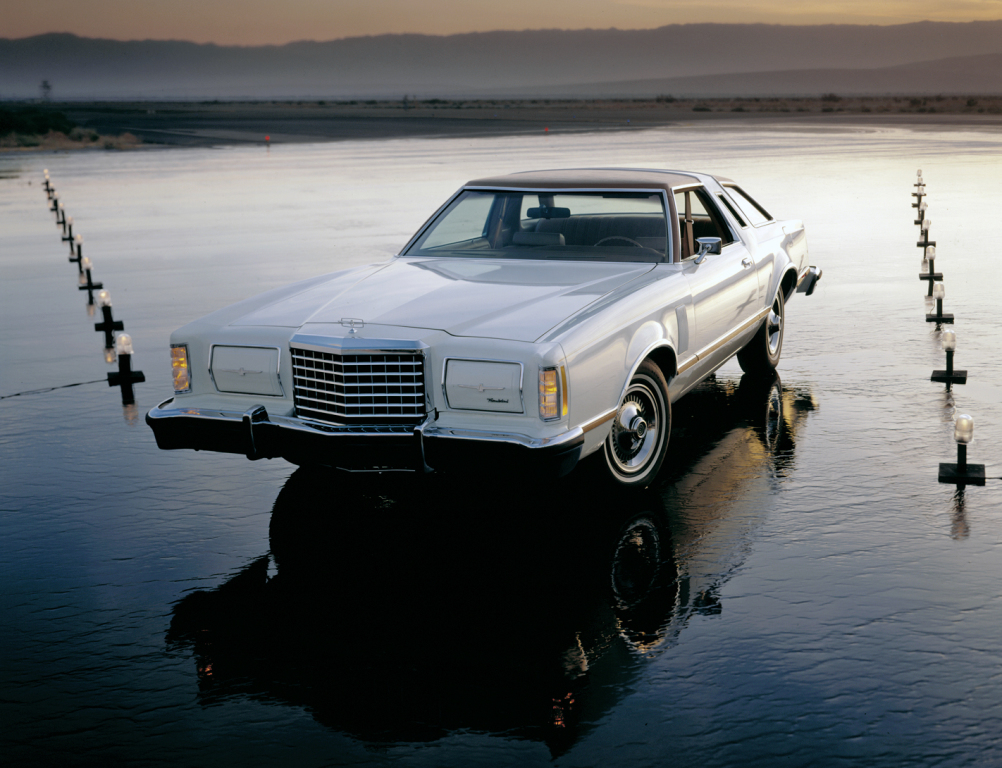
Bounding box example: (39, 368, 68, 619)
(4, 22, 1002, 100)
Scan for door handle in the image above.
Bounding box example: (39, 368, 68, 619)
(741, 257, 753, 268)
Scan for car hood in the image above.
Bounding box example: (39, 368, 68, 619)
(232, 257, 655, 342)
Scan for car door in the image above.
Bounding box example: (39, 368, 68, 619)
(675, 186, 761, 361)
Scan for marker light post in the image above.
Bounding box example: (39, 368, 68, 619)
(914, 200, 927, 226)
(939, 415, 986, 485)
(70, 235, 83, 271)
(913, 170, 925, 208)
(62, 216, 74, 244)
(931, 330, 967, 385)
(919, 244, 942, 296)
(926, 282, 954, 323)
(94, 290, 125, 348)
(107, 333, 145, 406)
(77, 257, 104, 304)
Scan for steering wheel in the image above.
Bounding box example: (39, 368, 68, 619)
(595, 236, 644, 248)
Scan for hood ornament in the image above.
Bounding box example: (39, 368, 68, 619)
(340, 318, 364, 334)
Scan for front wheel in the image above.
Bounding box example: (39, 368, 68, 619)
(737, 289, 784, 375)
(603, 360, 671, 488)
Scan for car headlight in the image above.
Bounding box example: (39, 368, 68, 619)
(539, 366, 567, 421)
(444, 359, 523, 413)
(209, 345, 283, 397)
(171, 344, 191, 393)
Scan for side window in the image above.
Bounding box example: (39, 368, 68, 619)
(724, 185, 773, 227)
(716, 193, 747, 228)
(674, 187, 735, 259)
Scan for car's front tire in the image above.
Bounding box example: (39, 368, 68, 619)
(603, 360, 671, 488)
(737, 289, 784, 375)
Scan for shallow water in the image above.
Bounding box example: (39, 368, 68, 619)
(3, 123, 1002, 766)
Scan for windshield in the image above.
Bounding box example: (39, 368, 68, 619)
(405, 190, 669, 263)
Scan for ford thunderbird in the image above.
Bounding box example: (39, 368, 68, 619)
(147, 168, 820, 486)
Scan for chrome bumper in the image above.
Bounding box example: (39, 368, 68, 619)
(796, 265, 822, 296)
(146, 399, 585, 476)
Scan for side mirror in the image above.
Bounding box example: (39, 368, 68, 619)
(694, 237, 722, 264)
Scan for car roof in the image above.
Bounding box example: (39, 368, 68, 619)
(464, 168, 722, 192)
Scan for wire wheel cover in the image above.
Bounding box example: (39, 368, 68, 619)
(609, 378, 662, 474)
(767, 300, 783, 356)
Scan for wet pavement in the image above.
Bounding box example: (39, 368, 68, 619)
(3, 124, 1002, 766)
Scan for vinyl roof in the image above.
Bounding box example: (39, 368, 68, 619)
(464, 168, 704, 192)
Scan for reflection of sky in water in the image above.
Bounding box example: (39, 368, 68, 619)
(3, 123, 1002, 765)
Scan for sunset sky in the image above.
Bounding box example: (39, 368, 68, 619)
(7, 0, 1002, 45)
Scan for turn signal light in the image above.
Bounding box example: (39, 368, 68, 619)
(539, 366, 568, 421)
(171, 344, 191, 393)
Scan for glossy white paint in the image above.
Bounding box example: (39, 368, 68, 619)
(157, 168, 813, 473)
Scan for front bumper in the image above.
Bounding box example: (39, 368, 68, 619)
(146, 399, 585, 477)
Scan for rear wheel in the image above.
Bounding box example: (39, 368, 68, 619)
(737, 290, 784, 375)
(603, 360, 671, 488)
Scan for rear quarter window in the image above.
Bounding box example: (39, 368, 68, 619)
(724, 185, 773, 227)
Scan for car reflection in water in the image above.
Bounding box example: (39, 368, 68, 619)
(167, 373, 816, 756)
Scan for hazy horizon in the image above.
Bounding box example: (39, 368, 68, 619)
(7, 3, 1002, 46)
(8, 22, 1002, 101)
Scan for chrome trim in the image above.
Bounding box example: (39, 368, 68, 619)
(289, 334, 428, 354)
(616, 340, 679, 405)
(441, 357, 525, 413)
(148, 399, 582, 451)
(581, 407, 617, 433)
(289, 343, 428, 425)
(419, 423, 584, 451)
(692, 307, 770, 362)
(677, 354, 698, 374)
(208, 344, 284, 398)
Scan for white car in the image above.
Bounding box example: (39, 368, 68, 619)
(147, 168, 820, 486)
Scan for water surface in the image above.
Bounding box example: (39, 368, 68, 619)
(3, 123, 1002, 766)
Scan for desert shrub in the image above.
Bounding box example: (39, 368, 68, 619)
(692, 106, 711, 112)
(967, 98, 979, 107)
(655, 94, 676, 103)
(821, 93, 840, 102)
(69, 127, 99, 143)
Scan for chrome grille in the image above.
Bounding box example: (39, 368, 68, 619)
(291, 346, 426, 425)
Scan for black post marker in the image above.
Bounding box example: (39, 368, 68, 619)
(62, 216, 74, 243)
(94, 291, 124, 348)
(926, 282, 954, 323)
(70, 235, 83, 272)
(911, 170, 925, 208)
(931, 330, 967, 385)
(77, 258, 104, 304)
(107, 334, 145, 406)
(939, 414, 985, 485)
(919, 244, 941, 295)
